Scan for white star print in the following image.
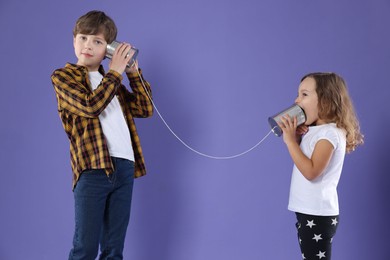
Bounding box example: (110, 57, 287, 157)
(302, 253, 306, 259)
(331, 218, 338, 226)
(330, 237, 333, 243)
(312, 234, 323, 242)
(316, 251, 326, 259)
(306, 220, 316, 228)
(299, 237, 302, 244)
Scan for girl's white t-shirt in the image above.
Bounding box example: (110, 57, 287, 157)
(288, 123, 346, 216)
(88, 71, 134, 162)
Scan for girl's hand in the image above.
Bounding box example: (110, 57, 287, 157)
(296, 125, 308, 136)
(295, 125, 309, 143)
(109, 43, 133, 74)
(278, 115, 298, 145)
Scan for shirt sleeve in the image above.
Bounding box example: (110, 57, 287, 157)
(51, 68, 122, 118)
(318, 127, 340, 150)
(122, 68, 153, 118)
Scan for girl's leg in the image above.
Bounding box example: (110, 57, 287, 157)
(295, 213, 339, 260)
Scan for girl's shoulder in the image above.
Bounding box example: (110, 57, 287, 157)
(309, 123, 341, 134)
(308, 123, 346, 149)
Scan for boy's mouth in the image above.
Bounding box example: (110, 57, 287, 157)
(82, 53, 93, 57)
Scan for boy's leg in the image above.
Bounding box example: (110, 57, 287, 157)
(99, 158, 134, 260)
(295, 213, 339, 260)
(69, 169, 111, 260)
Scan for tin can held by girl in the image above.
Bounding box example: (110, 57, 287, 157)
(268, 104, 306, 137)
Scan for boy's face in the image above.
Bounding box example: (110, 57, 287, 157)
(73, 33, 107, 71)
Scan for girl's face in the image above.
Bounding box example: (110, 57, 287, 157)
(295, 77, 325, 126)
(73, 33, 107, 71)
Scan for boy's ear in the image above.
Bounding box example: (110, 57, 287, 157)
(73, 35, 79, 49)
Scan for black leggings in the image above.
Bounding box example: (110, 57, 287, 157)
(295, 213, 339, 260)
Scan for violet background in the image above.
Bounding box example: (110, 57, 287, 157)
(0, 0, 388, 259)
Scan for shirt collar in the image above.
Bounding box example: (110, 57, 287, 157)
(65, 63, 106, 75)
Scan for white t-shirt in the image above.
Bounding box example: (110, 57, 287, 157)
(89, 71, 135, 162)
(288, 123, 346, 216)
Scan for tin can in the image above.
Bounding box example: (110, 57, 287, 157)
(268, 104, 306, 137)
(106, 40, 139, 67)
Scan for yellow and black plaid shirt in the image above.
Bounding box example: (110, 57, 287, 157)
(51, 63, 153, 189)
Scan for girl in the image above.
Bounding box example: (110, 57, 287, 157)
(278, 72, 363, 259)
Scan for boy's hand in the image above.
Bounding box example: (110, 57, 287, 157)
(125, 60, 138, 74)
(109, 43, 133, 74)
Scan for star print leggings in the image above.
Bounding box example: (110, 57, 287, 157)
(295, 212, 339, 260)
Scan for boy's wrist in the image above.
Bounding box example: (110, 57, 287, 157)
(107, 69, 123, 79)
(126, 68, 141, 78)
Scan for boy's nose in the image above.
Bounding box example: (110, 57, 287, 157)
(84, 40, 93, 49)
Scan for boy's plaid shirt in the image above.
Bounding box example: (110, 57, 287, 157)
(51, 63, 153, 189)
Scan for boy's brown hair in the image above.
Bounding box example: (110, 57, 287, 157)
(73, 10, 117, 44)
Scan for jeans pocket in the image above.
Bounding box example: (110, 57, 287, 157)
(77, 169, 108, 186)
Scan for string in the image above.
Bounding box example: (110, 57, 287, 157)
(133, 63, 274, 159)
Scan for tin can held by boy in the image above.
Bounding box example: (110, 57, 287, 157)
(105, 40, 139, 68)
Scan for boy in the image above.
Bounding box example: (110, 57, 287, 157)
(51, 10, 153, 259)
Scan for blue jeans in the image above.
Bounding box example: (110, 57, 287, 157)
(69, 157, 135, 260)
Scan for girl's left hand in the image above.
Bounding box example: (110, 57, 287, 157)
(278, 115, 298, 145)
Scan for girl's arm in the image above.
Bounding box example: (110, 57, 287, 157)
(280, 116, 334, 180)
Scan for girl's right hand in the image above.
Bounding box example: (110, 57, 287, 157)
(296, 125, 308, 135)
(295, 125, 309, 143)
